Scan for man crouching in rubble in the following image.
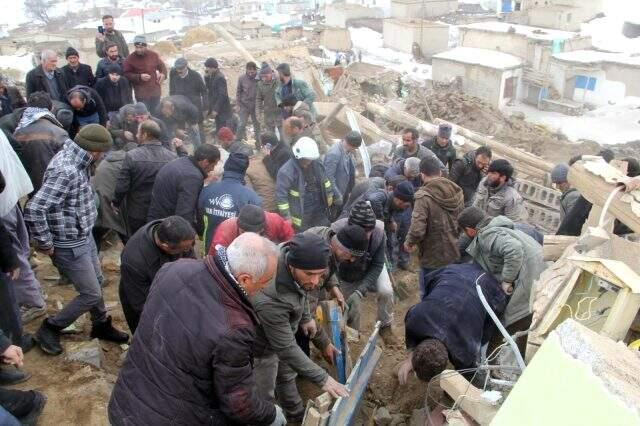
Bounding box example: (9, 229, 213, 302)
(109, 233, 287, 425)
(397, 263, 507, 384)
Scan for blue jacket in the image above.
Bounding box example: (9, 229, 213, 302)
(198, 171, 262, 250)
(275, 159, 333, 231)
(384, 159, 421, 190)
(323, 142, 355, 205)
(405, 263, 506, 369)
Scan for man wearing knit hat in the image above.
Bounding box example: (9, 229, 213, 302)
(169, 58, 207, 145)
(210, 204, 294, 250)
(550, 163, 580, 222)
(25, 124, 129, 356)
(307, 201, 398, 343)
(61, 47, 95, 88)
(204, 57, 232, 131)
(252, 233, 348, 423)
(256, 62, 279, 135)
(422, 123, 456, 171)
(197, 152, 262, 251)
(473, 159, 527, 223)
(123, 35, 167, 114)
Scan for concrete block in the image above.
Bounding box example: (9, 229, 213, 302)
(493, 319, 640, 425)
(65, 338, 104, 369)
(514, 180, 561, 209)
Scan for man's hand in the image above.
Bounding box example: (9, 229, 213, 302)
(321, 376, 349, 398)
(300, 320, 317, 338)
(8, 267, 20, 280)
(156, 71, 165, 84)
(110, 202, 120, 215)
(389, 220, 398, 233)
(2, 345, 24, 368)
(123, 131, 134, 141)
(37, 246, 54, 256)
(172, 138, 184, 149)
(397, 356, 414, 385)
(96, 33, 105, 41)
(329, 286, 346, 311)
(501, 281, 514, 295)
(622, 176, 640, 192)
(140, 73, 151, 82)
(204, 171, 218, 186)
(175, 129, 187, 139)
(322, 343, 340, 366)
(403, 242, 416, 253)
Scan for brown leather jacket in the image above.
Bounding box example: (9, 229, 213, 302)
(406, 177, 464, 268)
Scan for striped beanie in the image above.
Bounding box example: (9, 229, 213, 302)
(348, 200, 377, 230)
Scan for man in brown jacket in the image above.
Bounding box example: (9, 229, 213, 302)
(123, 35, 167, 114)
(245, 133, 278, 212)
(405, 156, 464, 297)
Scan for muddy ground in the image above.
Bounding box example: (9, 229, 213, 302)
(7, 240, 426, 425)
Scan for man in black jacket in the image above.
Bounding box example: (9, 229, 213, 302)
(169, 58, 206, 144)
(95, 42, 124, 79)
(204, 57, 231, 131)
(25, 50, 69, 102)
(119, 216, 196, 333)
(157, 95, 201, 147)
(422, 123, 456, 171)
(449, 146, 492, 207)
(148, 144, 220, 233)
(61, 47, 95, 88)
(112, 120, 177, 238)
(94, 64, 133, 118)
(66, 85, 108, 137)
(109, 232, 286, 426)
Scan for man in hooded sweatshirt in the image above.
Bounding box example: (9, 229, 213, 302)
(404, 157, 464, 296)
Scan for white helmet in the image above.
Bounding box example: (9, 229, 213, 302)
(292, 137, 320, 160)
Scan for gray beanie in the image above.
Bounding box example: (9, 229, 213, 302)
(174, 57, 188, 69)
(551, 164, 570, 184)
(133, 35, 147, 45)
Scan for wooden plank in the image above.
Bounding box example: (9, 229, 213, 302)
(600, 289, 640, 341)
(316, 102, 397, 145)
(212, 24, 258, 63)
(439, 371, 498, 426)
(568, 162, 640, 234)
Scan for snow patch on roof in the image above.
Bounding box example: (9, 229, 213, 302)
(460, 21, 579, 41)
(553, 49, 640, 67)
(433, 47, 523, 69)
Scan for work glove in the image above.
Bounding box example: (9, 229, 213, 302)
(269, 405, 287, 426)
(346, 291, 363, 316)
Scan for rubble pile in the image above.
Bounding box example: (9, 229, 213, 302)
(182, 26, 217, 48)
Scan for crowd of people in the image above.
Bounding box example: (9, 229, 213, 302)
(1, 13, 639, 425)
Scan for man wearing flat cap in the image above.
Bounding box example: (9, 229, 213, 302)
(422, 123, 456, 171)
(252, 233, 349, 423)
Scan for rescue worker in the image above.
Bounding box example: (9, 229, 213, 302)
(275, 137, 335, 232)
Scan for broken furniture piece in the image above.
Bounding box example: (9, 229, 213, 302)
(316, 300, 352, 383)
(438, 371, 500, 425)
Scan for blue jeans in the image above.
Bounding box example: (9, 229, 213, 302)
(48, 238, 107, 328)
(0, 405, 20, 426)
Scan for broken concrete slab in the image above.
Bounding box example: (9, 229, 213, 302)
(374, 406, 392, 426)
(494, 319, 640, 425)
(65, 338, 105, 369)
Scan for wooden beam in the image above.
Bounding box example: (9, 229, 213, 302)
(568, 161, 640, 234)
(543, 235, 578, 261)
(213, 24, 257, 63)
(439, 371, 498, 425)
(365, 102, 553, 177)
(315, 102, 397, 145)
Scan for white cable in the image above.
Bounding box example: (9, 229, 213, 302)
(599, 186, 623, 228)
(475, 273, 527, 372)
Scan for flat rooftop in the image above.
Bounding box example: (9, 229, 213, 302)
(433, 47, 524, 70)
(553, 49, 640, 67)
(459, 21, 579, 41)
(384, 18, 448, 28)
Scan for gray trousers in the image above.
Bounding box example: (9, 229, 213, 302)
(48, 238, 107, 328)
(253, 353, 304, 419)
(236, 107, 261, 145)
(341, 270, 394, 330)
(1, 205, 45, 309)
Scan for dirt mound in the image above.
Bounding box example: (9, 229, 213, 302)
(153, 40, 178, 55)
(404, 89, 598, 164)
(182, 27, 217, 48)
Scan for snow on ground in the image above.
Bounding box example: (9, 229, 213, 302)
(348, 27, 432, 83)
(504, 99, 640, 146)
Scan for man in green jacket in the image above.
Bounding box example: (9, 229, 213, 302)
(458, 207, 545, 353)
(256, 63, 280, 135)
(275, 63, 316, 118)
(251, 233, 348, 423)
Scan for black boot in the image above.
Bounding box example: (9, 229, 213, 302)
(0, 366, 31, 386)
(18, 391, 47, 426)
(20, 333, 35, 354)
(34, 318, 63, 355)
(90, 316, 129, 344)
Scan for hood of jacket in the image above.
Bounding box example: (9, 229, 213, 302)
(15, 107, 62, 131)
(482, 215, 515, 231)
(418, 177, 464, 212)
(462, 150, 476, 167)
